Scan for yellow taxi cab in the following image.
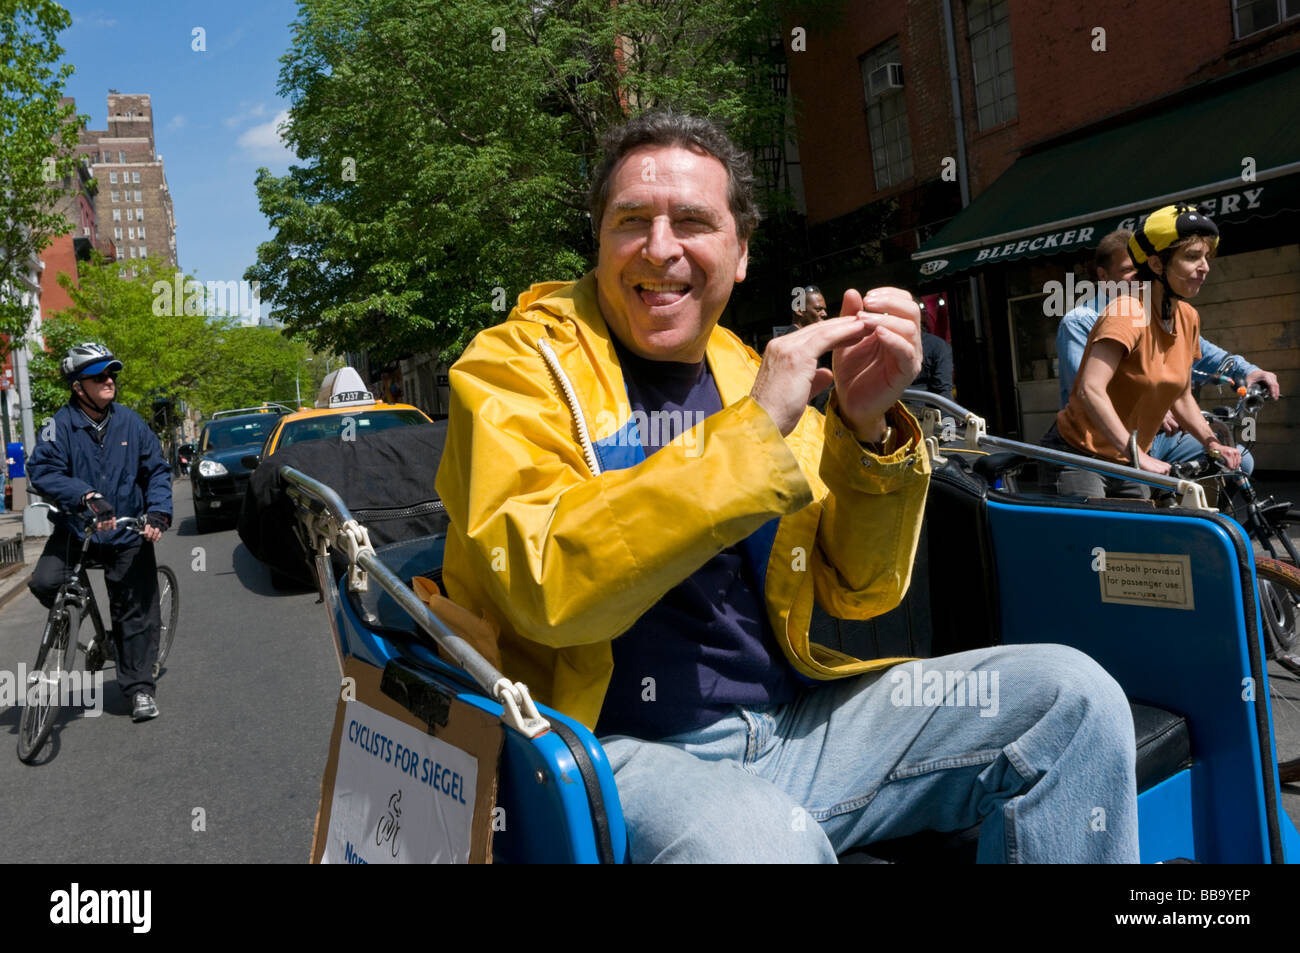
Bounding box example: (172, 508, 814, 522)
(260, 366, 434, 459)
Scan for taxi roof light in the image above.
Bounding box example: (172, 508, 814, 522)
(315, 367, 374, 409)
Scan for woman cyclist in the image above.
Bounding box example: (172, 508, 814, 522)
(1040, 203, 1242, 497)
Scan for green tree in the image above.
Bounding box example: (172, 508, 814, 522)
(249, 0, 836, 362)
(195, 325, 316, 412)
(28, 309, 83, 422)
(0, 0, 84, 356)
(46, 256, 221, 418)
(36, 254, 328, 421)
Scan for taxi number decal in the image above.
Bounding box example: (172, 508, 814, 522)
(331, 390, 373, 404)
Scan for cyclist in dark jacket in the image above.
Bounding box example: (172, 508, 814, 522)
(27, 343, 173, 722)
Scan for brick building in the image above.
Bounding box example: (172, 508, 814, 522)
(78, 91, 179, 271)
(785, 0, 1300, 468)
(39, 122, 117, 322)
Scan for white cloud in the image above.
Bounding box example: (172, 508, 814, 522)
(167, 115, 186, 130)
(73, 11, 117, 28)
(224, 102, 269, 128)
(237, 109, 293, 163)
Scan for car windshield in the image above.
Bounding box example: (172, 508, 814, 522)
(277, 410, 428, 450)
(202, 417, 278, 452)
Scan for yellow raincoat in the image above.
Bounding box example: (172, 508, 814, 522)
(434, 273, 932, 730)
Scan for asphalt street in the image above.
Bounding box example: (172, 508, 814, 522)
(0, 479, 340, 863)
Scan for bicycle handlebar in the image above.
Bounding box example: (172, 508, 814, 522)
(901, 389, 1213, 507)
(1169, 449, 1246, 484)
(30, 501, 148, 535)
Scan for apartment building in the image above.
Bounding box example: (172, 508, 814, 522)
(78, 91, 179, 271)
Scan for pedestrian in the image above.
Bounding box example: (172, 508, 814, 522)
(774, 286, 832, 410)
(911, 303, 954, 397)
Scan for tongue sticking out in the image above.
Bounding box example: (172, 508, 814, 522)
(639, 286, 688, 307)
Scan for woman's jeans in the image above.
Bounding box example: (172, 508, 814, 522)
(600, 644, 1139, 863)
(1038, 423, 1150, 500)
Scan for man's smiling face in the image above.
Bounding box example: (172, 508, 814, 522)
(594, 144, 749, 363)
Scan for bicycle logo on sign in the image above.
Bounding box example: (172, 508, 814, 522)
(375, 789, 402, 858)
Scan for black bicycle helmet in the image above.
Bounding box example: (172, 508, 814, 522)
(61, 342, 122, 382)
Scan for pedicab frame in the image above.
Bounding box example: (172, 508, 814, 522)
(281, 388, 1300, 864)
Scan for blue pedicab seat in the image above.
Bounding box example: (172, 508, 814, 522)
(282, 393, 1300, 864)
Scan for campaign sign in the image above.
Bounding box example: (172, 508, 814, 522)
(322, 700, 478, 864)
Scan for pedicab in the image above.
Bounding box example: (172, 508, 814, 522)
(244, 391, 1300, 863)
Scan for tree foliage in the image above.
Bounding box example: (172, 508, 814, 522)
(33, 255, 325, 423)
(249, 0, 836, 362)
(0, 0, 84, 354)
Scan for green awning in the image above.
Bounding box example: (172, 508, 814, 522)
(914, 59, 1300, 279)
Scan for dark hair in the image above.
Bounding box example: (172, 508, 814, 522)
(587, 110, 760, 242)
(1093, 228, 1132, 275)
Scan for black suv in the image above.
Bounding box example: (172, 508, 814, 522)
(190, 409, 286, 532)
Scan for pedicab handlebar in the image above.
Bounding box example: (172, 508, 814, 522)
(900, 389, 1213, 511)
(278, 465, 550, 737)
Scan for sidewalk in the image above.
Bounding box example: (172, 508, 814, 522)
(0, 509, 40, 611)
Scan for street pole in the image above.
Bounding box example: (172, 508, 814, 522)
(295, 369, 301, 409)
(15, 260, 50, 535)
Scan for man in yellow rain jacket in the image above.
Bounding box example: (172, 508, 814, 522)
(436, 111, 1138, 863)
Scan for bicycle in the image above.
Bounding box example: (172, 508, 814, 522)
(16, 505, 179, 764)
(1166, 378, 1300, 782)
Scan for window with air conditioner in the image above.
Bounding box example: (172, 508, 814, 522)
(860, 39, 912, 190)
(866, 63, 904, 99)
(968, 0, 1018, 130)
(114, 228, 122, 240)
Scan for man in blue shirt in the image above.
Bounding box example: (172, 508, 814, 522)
(28, 344, 173, 722)
(1057, 229, 1279, 474)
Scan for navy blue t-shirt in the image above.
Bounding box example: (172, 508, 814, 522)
(595, 336, 800, 740)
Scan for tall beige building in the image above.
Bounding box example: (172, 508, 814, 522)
(77, 91, 178, 269)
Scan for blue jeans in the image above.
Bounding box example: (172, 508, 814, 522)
(600, 644, 1138, 863)
(1151, 431, 1254, 476)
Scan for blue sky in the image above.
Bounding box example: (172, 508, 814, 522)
(57, 0, 299, 291)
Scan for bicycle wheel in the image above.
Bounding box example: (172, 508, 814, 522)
(153, 565, 179, 676)
(1255, 558, 1300, 783)
(17, 603, 82, 764)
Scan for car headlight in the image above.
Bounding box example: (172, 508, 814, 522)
(198, 459, 229, 477)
